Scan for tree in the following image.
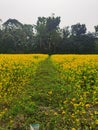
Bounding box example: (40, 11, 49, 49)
(34, 15, 61, 54)
(46, 16, 60, 32)
(0, 32, 15, 53)
(34, 17, 47, 52)
(1, 19, 35, 53)
(62, 26, 70, 38)
(22, 24, 34, 53)
(71, 23, 86, 36)
(3, 19, 23, 30)
(94, 25, 98, 53)
(0, 17, 97, 54)
(46, 16, 61, 54)
(0, 19, 2, 30)
(94, 25, 98, 32)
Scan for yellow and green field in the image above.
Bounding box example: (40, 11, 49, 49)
(0, 54, 98, 130)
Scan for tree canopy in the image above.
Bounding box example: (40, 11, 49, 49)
(0, 16, 98, 54)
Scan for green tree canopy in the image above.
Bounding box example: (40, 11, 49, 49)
(3, 19, 23, 30)
(71, 23, 87, 36)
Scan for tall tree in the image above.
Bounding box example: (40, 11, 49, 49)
(71, 23, 86, 36)
(94, 25, 98, 32)
(1, 19, 35, 53)
(22, 24, 34, 53)
(62, 26, 70, 38)
(0, 19, 2, 30)
(94, 25, 98, 53)
(0, 32, 15, 53)
(46, 16, 61, 53)
(3, 19, 23, 30)
(34, 17, 47, 52)
(34, 15, 61, 53)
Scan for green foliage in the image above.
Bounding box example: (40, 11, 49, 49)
(0, 17, 98, 54)
(34, 15, 61, 54)
(3, 18, 23, 30)
(94, 25, 98, 32)
(95, 40, 98, 53)
(71, 23, 86, 36)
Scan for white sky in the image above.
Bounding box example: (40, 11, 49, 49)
(0, 0, 98, 32)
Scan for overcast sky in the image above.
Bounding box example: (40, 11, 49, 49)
(0, 0, 98, 32)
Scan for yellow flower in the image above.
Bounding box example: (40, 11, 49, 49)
(73, 98, 76, 101)
(62, 110, 66, 115)
(85, 104, 90, 108)
(71, 128, 76, 130)
(54, 112, 58, 116)
(94, 111, 98, 115)
(76, 119, 79, 122)
(10, 120, 14, 123)
(63, 100, 67, 104)
(74, 103, 79, 107)
(83, 76, 87, 80)
(48, 91, 53, 95)
(95, 120, 98, 125)
(93, 91, 96, 94)
(71, 113, 75, 118)
(95, 102, 98, 105)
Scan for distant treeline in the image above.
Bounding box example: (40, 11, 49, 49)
(0, 15, 98, 54)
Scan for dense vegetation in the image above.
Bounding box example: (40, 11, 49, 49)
(0, 16, 98, 54)
(0, 54, 98, 130)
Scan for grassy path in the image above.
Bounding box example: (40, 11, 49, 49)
(26, 56, 62, 129)
(31, 56, 60, 103)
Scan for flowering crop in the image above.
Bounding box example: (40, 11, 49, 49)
(0, 54, 48, 129)
(0, 54, 98, 130)
(51, 55, 98, 129)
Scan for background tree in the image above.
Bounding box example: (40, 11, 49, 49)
(94, 25, 98, 53)
(0, 19, 35, 53)
(59, 26, 70, 53)
(0, 17, 97, 54)
(71, 23, 86, 36)
(94, 25, 98, 33)
(46, 15, 61, 54)
(34, 17, 47, 53)
(0, 32, 15, 53)
(3, 19, 23, 30)
(34, 15, 61, 54)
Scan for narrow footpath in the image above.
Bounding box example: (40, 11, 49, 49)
(30, 56, 61, 106)
(27, 56, 62, 129)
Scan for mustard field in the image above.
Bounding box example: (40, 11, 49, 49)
(0, 54, 98, 130)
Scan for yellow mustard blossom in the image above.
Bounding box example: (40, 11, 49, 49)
(71, 128, 76, 130)
(95, 120, 98, 125)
